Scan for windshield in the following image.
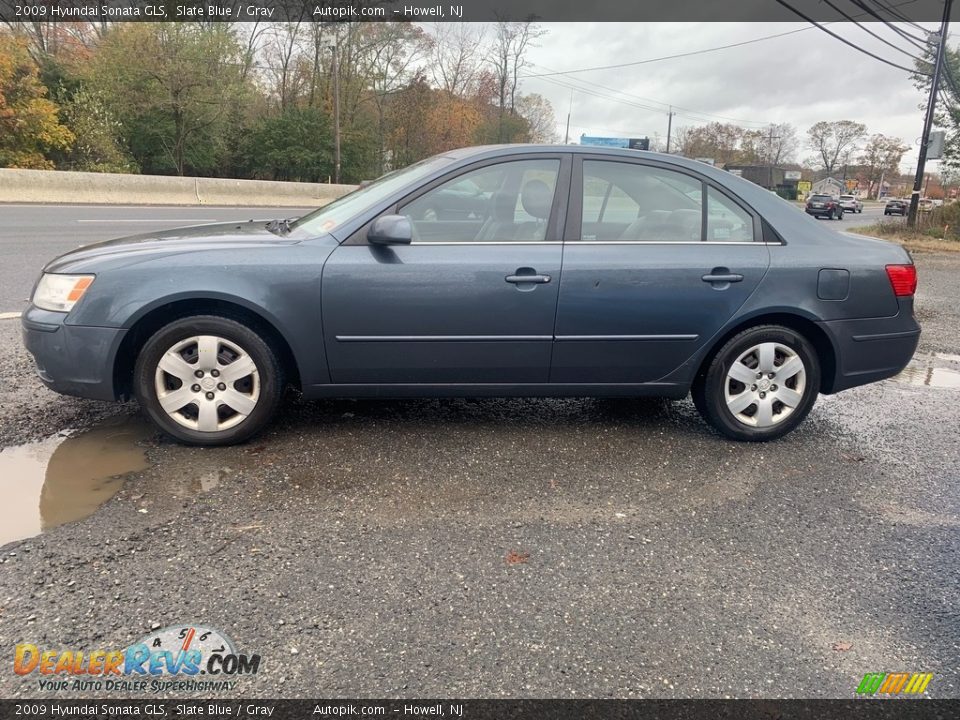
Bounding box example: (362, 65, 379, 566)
(810, 195, 833, 201)
(290, 156, 452, 235)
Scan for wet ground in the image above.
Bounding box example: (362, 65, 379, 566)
(0, 252, 957, 699)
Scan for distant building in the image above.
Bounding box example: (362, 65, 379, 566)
(723, 165, 799, 199)
(810, 177, 845, 196)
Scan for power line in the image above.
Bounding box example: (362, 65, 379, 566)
(520, 26, 817, 79)
(526, 61, 772, 127)
(775, 0, 932, 75)
(847, 0, 936, 47)
(821, 0, 926, 60)
(865, 0, 931, 32)
(517, 0, 925, 80)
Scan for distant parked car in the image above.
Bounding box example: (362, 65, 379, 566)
(919, 198, 934, 213)
(23, 144, 919, 445)
(839, 194, 863, 213)
(884, 198, 907, 216)
(805, 194, 844, 220)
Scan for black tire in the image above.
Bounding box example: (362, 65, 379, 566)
(692, 325, 821, 442)
(134, 315, 284, 446)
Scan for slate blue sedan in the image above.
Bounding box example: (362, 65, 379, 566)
(22, 145, 920, 445)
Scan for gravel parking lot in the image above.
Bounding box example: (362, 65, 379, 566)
(0, 233, 957, 698)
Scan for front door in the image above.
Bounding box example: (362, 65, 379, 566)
(552, 157, 771, 384)
(322, 155, 569, 384)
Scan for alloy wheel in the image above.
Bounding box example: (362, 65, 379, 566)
(723, 342, 807, 428)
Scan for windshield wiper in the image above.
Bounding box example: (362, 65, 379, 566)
(266, 218, 291, 234)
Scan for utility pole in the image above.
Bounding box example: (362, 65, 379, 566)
(876, 169, 884, 200)
(563, 90, 572, 144)
(908, 0, 952, 227)
(330, 43, 341, 184)
(765, 124, 781, 189)
(666, 106, 674, 153)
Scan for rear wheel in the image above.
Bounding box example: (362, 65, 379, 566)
(134, 315, 284, 446)
(692, 325, 821, 441)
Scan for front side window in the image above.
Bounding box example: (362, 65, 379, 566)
(581, 160, 704, 242)
(399, 159, 560, 243)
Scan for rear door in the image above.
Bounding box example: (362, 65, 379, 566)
(551, 156, 771, 384)
(322, 154, 570, 384)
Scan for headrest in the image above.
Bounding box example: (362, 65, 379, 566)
(520, 180, 553, 220)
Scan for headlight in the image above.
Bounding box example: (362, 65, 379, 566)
(32, 273, 95, 312)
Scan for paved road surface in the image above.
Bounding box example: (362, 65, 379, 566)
(0, 204, 314, 310)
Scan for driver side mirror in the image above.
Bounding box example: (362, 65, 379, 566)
(368, 215, 413, 245)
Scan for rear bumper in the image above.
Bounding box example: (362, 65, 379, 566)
(21, 305, 126, 402)
(818, 300, 920, 393)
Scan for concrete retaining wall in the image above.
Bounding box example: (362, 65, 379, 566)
(0, 168, 357, 207)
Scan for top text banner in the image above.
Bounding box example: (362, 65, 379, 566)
(1, 0, 958, 23)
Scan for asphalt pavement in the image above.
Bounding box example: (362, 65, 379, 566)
(0, 203, 955, 700)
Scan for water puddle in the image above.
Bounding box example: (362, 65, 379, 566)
(894, 353, 960, 388)
(0, 415, 152, 547)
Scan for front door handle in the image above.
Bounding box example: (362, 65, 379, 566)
(702, 271, 744, 284)
(505, 268, 552, 284)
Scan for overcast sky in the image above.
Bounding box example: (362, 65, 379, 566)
(518, 22, 943, 172)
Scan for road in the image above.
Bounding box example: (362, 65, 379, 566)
(0, 204, 313, 311)
(0, 203, 956, 699)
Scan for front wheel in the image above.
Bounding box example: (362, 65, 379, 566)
(134, 315, 284, 446)
(692, 325, 821, 441)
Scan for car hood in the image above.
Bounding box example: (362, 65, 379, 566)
(44, 221, 302, 274)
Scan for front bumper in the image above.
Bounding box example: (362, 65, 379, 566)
(21, 305, 127, 401)
(819, 299, 920, 393)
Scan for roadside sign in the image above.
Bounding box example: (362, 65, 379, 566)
(580, 135, 630, 148)
(785, 170, 802, 180)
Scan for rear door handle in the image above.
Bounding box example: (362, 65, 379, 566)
(702, 272, 744, 283)
(505, 273, 551, 284)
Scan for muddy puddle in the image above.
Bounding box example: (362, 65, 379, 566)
(0, 415, 152, 547)
(894, 352, 960, 388)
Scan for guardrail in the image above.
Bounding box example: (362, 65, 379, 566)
(0, 168, 357, 207)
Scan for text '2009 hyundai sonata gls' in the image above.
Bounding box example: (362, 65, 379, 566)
(23, 145, 920, 446)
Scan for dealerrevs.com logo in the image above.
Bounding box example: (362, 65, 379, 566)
(14, 624, 261, 693)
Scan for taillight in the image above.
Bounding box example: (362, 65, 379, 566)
(885, 264, 917, 297)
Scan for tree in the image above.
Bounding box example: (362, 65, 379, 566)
(675, 122, 743, 166)
(0, 34, 73, 168)
(913, 43, 960, 183)
(515, 93, 558, 143)
(858, 134, 909, 196)
(807, 120, 866, 176)
(88, 24, 250, 176)
(427, 23, 486, 97)
(490, 19, 543, 141)
(739, 123, 799, 165)
(58, 85, 137, 172)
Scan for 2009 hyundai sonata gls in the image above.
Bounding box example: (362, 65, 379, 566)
(23, 145, 920, 445)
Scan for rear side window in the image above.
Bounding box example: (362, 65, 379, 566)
(706, 187, 754, 242)
(581, 160, 704, 242)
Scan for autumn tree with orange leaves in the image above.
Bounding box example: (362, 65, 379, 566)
(0, 34, 73, 169)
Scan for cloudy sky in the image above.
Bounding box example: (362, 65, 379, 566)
(517, 22, 943, 171)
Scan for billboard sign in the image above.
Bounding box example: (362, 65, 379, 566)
(580, 135, 630, 148)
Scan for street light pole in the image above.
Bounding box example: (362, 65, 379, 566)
(908, 0, 953, 227)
